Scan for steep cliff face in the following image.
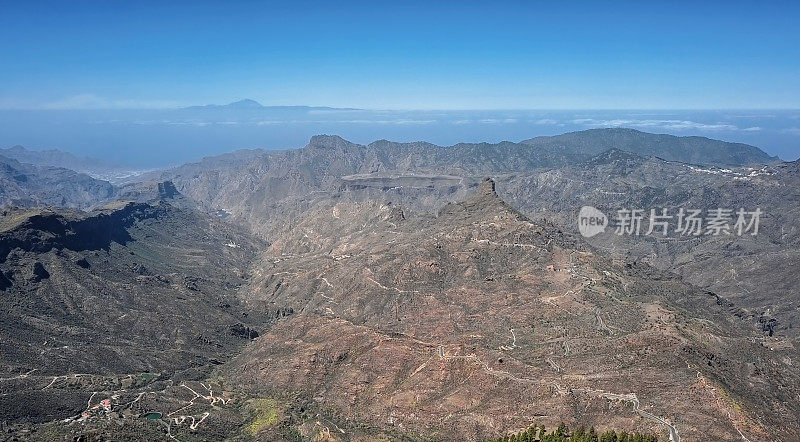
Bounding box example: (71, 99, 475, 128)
(0, 203, 163, 264)
(0, 201, 265, 378)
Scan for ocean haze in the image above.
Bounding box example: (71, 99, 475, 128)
(1, 104, 798, 167)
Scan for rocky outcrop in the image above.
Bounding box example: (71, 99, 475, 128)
(229, 323, 259, 340)
(0, 270, 13, 290)
(157, 180, 180, 199)
(0, 203, 167, 263)
(31, 262, 49, 282)
(478, 176, 496, 195)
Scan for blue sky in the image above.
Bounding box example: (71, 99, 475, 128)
(1, 0, 799, 110)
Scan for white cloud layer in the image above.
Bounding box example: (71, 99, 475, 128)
(571, 118, 745, 131)
(40, 94, 182, 110)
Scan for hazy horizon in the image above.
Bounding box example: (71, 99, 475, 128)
(3, 2, 799, 167)
(1, 106, 798, 168)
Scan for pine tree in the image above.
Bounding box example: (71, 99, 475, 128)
(573, 426, 587, 441)
(599, 430, 618, 442)
(486, 424, 657, 442)
(588, 427, 599, 442)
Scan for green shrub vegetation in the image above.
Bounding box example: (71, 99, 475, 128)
(246, 398, 280, 435)
(488, 423, 658, 442)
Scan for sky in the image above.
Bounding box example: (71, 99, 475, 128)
(1, 0, 799, 110)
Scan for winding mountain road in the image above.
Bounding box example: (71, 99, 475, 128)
(437, 344, 680, 441)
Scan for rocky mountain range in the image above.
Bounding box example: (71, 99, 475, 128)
(142, 130, 799, 335)
(141, 129, 779, 236)
(0, 146, 144, 184)
(521, 128, 779, 166)
(1, 128, 798, 441)
(0, 154, 116, 210)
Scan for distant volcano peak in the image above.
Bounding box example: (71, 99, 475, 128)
(226, 99, 263, 108)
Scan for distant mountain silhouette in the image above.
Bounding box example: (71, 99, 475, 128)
(0, 153, 116, 209)
(523, 128, 778, 166)
(0, 145, 141, 183)
(183, 99, 359, 111)
(0, 145, 116, 173)
(225, 98, 264, 108)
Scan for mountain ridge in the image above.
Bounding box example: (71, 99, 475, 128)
(0, 145, 145, 183)
(523, 128, 779, 166)
(0, 154, 116, 209)
(182, 99, 361, 111)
